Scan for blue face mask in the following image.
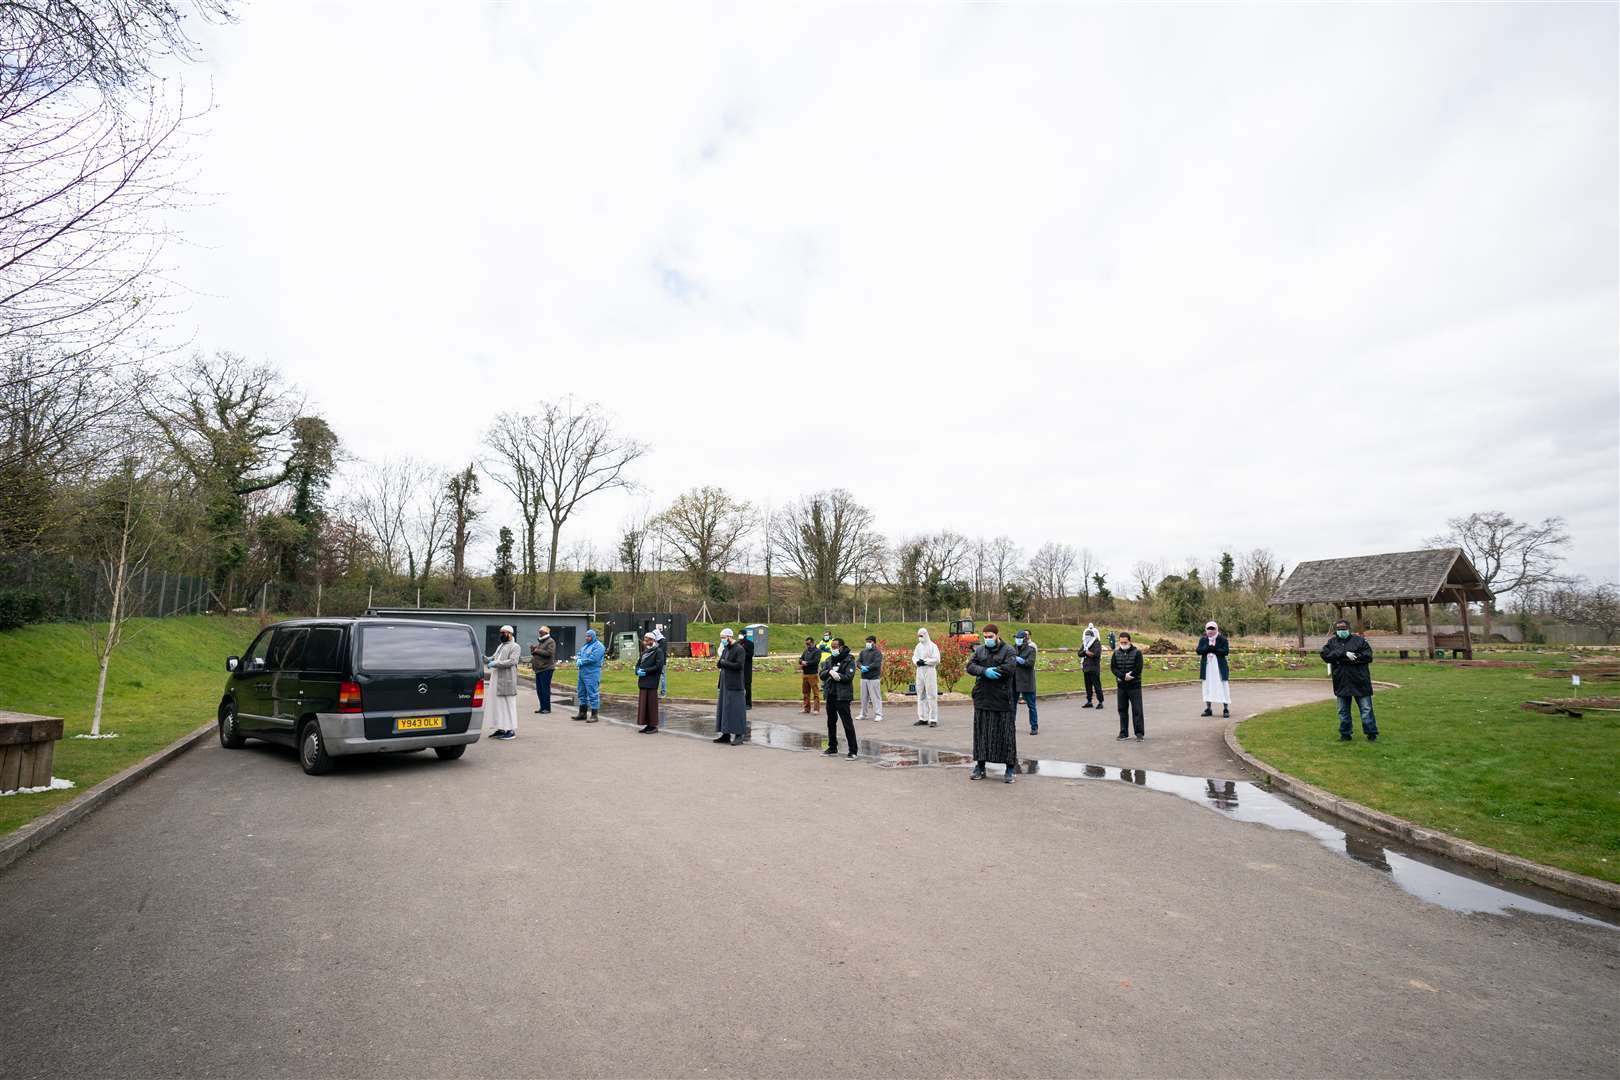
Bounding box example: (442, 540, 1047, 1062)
(1336, 629, 1351, 639)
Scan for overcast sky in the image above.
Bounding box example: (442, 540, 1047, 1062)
(173, 2, 1619, 588)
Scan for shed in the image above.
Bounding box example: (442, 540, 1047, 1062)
(365, 608, 594, 663)
(1268, 548, 1493, 658)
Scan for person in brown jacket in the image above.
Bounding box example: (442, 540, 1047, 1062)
(797, 636, 821, 713)
(529, 626, 557, 714)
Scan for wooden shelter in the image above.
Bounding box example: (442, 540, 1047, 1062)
(1269, 548, 1493, 658)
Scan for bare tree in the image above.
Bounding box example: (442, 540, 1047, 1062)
(79, 444, 174, 735)
(1076, 547, 1099, 606)
(653, 486, 755, 597)
(402, 469, 452, 588)
(615, 511, 651, 609)
(528, 399, 647, 607)
(481, 411, 545, 603)
(1238, 548, 1286, 603)
(987, 535, 1023, 601)
(1549, 581, 1620, 644)
(769, 489, 884, 607)
(350, 457, 424, 577)
(1, 2, 232, 361)
(1026, 542, 1078, 616)
(1427, 512, 1571, 634)
(1132, 559, 1161, 602)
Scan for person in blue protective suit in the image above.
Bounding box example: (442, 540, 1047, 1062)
(965, 623, 1020, 783)
(572, 628, 606, 723)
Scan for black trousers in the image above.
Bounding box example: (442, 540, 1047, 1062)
(1083, 670, 1104, 703)
(1117, 683, 1144, 737)
(826, 698, 856, 752)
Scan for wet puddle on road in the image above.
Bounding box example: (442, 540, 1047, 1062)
(613, 708, 1620, 930)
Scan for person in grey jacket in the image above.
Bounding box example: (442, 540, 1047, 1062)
(856, 635, 884, 721)
(1012, 629, 1038, 735)
(486, 625, 520, 740)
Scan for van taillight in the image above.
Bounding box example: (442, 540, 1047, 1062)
(471, 679, 484, 707)
(338, 681, 363, 713)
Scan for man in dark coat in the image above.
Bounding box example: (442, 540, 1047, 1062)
(1012, 629, 1038, 735)
(819, 638, 858, 759)
(1321, 618, 1377, 741)
(713, 628, 748, 744)
(634, 632, 665, 733)
(964, 623, 1019, 782)
(1111, 631, 1145, 740)
(797, 636, 822, 714)
(856, 635, 885, 722)
(1080, 623, 1104, 708)
(529, 626, 557, 714)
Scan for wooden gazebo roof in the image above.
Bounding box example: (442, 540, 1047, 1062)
(1268, 548, 1493, 607)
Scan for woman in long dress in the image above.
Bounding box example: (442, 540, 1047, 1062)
(714, 628, 749, 744)
(964, 623, 1019, 783)
(1197, 620, 1231, 718)
(635, 632, 665, 733)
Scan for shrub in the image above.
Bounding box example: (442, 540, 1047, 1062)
(0, 587, 47, 631)
(880, 642, 912, 693)
(937, 637, 969, 691)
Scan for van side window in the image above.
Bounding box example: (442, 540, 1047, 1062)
(301, 627, 345, 672)
(266, 628, 308, 671)
(243, 631, 273, 669)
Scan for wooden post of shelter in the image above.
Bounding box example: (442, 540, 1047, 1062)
(1455, 589, 1473, 659)
(1353, 602, 1364, 632)
(1294, 604, 1305, 648)
(1422, 598, 1435, 658)
(1394, 602, 1404, 634)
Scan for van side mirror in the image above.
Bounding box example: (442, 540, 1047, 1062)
(226, 656, 240, 672)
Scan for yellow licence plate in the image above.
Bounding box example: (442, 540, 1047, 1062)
(394, 716, 445, 733)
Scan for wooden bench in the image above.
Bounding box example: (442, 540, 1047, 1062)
(1362, 633, 1471, 659)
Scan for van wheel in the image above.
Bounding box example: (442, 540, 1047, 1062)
(434, 745, 466, 761)
(219, 702, 246, 749)
(299, 720, 335, 775)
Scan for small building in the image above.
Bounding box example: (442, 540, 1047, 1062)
(1268, 548, 1493, 658)
(365, 608, 594, 662)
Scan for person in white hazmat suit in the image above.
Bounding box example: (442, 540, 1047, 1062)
(912, 627, 941, 727)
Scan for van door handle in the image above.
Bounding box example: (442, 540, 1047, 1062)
(255, 682, 270, 690)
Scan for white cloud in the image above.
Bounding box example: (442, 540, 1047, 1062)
(173, 2, 1618, 584)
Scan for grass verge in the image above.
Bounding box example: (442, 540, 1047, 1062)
(0, 615, 261, 838)
(1235, 661, 1620, 884)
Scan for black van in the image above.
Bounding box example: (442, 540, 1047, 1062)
(219, 618, 485, 775)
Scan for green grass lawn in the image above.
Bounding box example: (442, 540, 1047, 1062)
(0, 615, 261, 837)
(1235, 660, 1620, 884)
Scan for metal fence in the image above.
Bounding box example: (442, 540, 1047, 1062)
(0, 553, 213, 623)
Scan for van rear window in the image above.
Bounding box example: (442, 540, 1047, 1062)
(358, 625, 479, 672)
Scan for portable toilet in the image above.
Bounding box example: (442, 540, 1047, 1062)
(742, 623, 769, 657)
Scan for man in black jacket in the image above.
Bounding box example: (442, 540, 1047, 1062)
(965, 623, 1020, 782)
(1111, 632, 1145, 740)
(1321, 619, 1378, 741)
(856, 635, 884, 722)
(1012, 629, 1038, 735)
(797, 636, 822, 714)
(741, 629, 756, 709)
(820, 638, 859, 759)
(1080, 623, 1104, 708)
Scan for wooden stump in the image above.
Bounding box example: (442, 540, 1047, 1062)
(0, 712, 65, 793)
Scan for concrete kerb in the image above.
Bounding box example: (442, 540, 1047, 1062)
(0, 721, 216, 874)
(1222, 719, 1620, 911)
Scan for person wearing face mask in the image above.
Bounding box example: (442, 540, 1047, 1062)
(485, 625, 521, 740)
(634, 632, 665, 733)
(1111, 631, 1145, 740)
(856, 635, 885, 721)
(798, 636, 822, 714)
(1080, 623, 1105, 709)
(912, 627, 941, 727)
(965, 623, 1019, 782)
(819, 637, 859, 759)
(1321, 618, 1377, 741)
(817, 631, 834, 670)
(1196, 620, 1231, 718)
(1011, 629, 1038, 735)
(573, 628, 606, 723)
(741, 627, 756, 709)
(529, 625, 557, 715)
(713, 628, 749, 744)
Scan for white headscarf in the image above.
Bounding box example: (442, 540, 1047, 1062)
(1083, 623, 1099, 650)
(913, 627, 940, 665)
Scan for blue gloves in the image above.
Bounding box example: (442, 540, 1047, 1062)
(860, 665, 870, 674)
(985, 667, 1001, 679)
(635, 668, 645, 676)
(1015, 657, 1028, 666)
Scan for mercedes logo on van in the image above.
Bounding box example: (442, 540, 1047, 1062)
(417, 683, 428, 694)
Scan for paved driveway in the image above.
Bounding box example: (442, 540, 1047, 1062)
(0, 681, 1615, 1078)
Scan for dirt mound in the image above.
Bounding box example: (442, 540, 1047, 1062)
(1521, 697, 1620, 716)
(1144, 638, 1183, 655)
